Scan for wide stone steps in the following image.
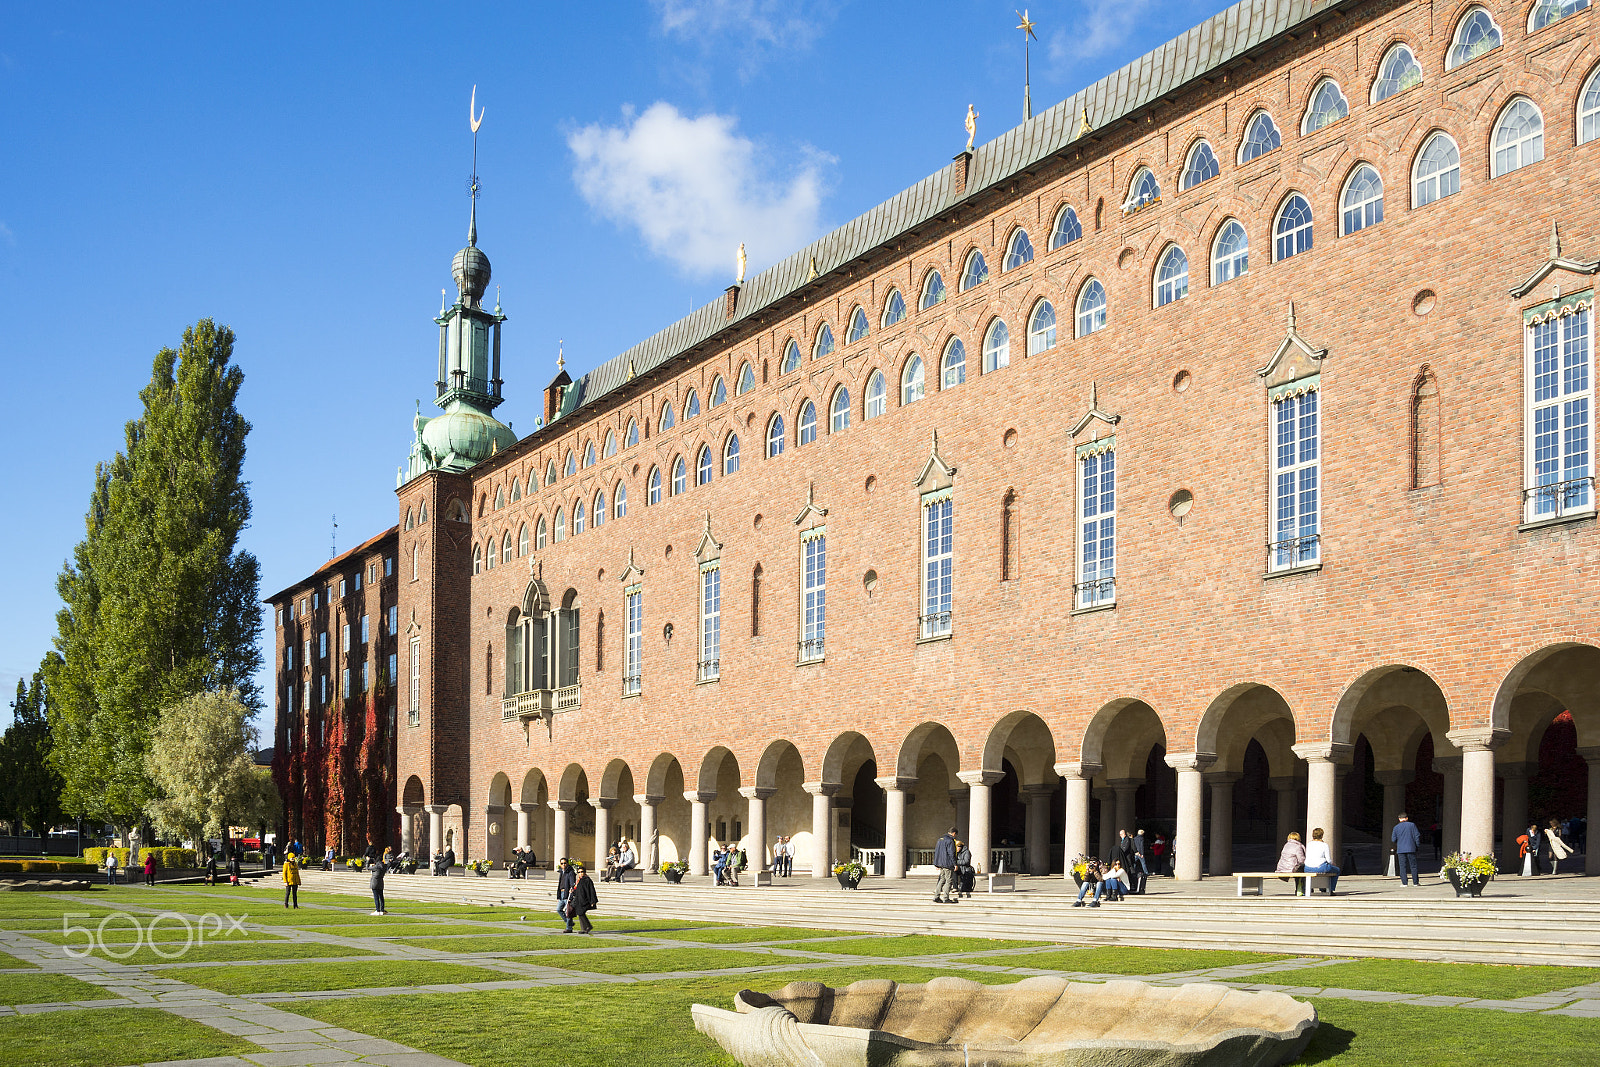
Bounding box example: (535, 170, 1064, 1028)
(299, 871, 1600, 968)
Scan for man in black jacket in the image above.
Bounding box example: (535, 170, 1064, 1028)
(933, 827, 959, 904)
(567, 865, 599, 934)
(555, 859, 577, 931)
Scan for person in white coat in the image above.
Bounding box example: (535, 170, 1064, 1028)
(1303, 827, 1340, 894)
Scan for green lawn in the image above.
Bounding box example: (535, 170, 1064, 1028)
(0, 950, 34, 969)
(177, 959, 517, 995)
(317, 922, 508, 938)
(641, 926, 870, 944)
(806, 934, 1052, 958)
(29, 925, 284, 944)
(0, 1007, 254, 1066)
(984, 947, 1295, 975)
(0, 971, 118, 1005)
(1301, 997, 1600, 1064)
(1276, 959, 1600, 1000)
(388, 933, 643, 953)
(64, 940, 379, 965)
(516, 947, 786, 975)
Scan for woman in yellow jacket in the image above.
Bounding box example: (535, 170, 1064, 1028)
(282, 856, 301, 908)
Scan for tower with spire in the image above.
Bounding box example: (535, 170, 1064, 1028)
(405, 87, 517, 482)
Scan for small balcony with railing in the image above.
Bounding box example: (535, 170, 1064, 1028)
(918, 610, 952, 640)
(696, 659, 720, 683)
(1524, 475, 1595, 524)
(796, 637, 825, 664)
(500, 683, 581, 722)
(1266, 534, 1320, 574)
(1073, 575, 1116, 610)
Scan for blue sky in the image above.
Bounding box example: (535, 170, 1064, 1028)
(0, 0, 1221, 728)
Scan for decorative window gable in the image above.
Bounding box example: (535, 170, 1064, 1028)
(1509, 224, 1600, 299)
(694, 512, 723, 564)
(617, 546, 645, 585)
(792, 482, 830, 528)
(912, 429, 957, 492)
(1256, 303, 1328, 387)
(1068, 381, 1122, 438)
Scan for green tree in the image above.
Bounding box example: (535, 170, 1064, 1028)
(0, 672, 65, 838)
(46, 320, 262, 833)
(145, 690, 280, 847)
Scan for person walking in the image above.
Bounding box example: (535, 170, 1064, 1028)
(282, 854, 301, 908)
(554, 859, 577, 931)
(1303, 827, 1340, 893)
(1391, 812, 1422, 885)
(1131, 829, 1149, 894)
(1276, 831, 1307, 895)
(1547, 818, 1573, 875)
(933, 826, 959, 903)
(954, 839, 974, 898)
(369, 850, 388, 915)
(567, 865, 599, 934)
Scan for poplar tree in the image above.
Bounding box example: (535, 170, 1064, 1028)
(0, 673, 64, 838)
(46, 320, 262, 833)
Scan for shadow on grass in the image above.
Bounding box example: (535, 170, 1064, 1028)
(1298, 1021, 1356, 1062)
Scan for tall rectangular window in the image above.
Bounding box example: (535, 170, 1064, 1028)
(1526, 303, 1593, 521)
(699, 563, 721, 680)
(360, 614, 369, 644)
(304, 639, 311, 666)
(353, 570, 361, 591)
(360, 662, 368, 693)
(408, 636, 421, 726)
(1077, 442, 1117, 606)
(386, 555, 394, 577)
(319, 632, 328, 658)
(302, 683, 309, 711)
(1270, 385, 1321, 570)
(387, 605, 398, 634)
(387, 652, 397, 687)
(623, 586, 643, 695)
(341, 667, 350, 699)
(800, 529, 826, 662)
(341, 623, 350, 653)
(339, 578, 346, 598)
(319, 675, 327, 704)
(921, 492, 953, 637)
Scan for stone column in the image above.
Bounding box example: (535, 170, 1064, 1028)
(740, 787, 774, 871)
(1497, 762, 1536, 871)
(425, 804, 447, 859)
(804, 783, 837, 877)
(1374, 770, 1413, 849)
(398, 805, 420, 856)
(635, 794, 662, 871)
(1108, 777, 1141, 838)
(1269, 777, 1299, 845)
(1448, 728, 1508, 863)
(1205, 772, 1241, 877)
(950, 787, 971, 841)
(549, 800, 573, 863)
(1292, 743, 1351, 861)
(1021, 785, 1055, 876)
(509, 803, 533, 851)
(1165, 753, 1214, 881)
(591, 798, 614, 874)
(1435, 756, 1462, 856)
(1581, 748, 1600, 876)
(958, 770, 1004, 874)
(1094, 787, 1116, 860)
(685, 792, 712, 876)
(1055, 762, 1100, 878)
(876, 777, 911, 879)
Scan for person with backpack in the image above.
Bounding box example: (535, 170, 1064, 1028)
(282, 854, 301, 908)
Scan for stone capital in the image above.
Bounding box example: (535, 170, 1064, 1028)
(633, 793, 666, 806)
(1267, 776, 1301, 792)
(1291, 742, 1353, 765)
(738, 786, 777, 801)
(548, 799, 575, 812)
(1163, 751, 1217, 773)
(1495, 761, 1539, 781)
(801, 782, 838, 798)
(423, 803, 450, 815)
(874, 776, 915, 792)
(1446, 727, 1510, 753)
(508, 802, 537, 815)
(589, 797, 615, 811)
(485, 803, 506, 815)
(956, 769, 1006, 788)
(684, 790, 717, 805)
(1372, 770, 1414, 788)
(1054, 761, 1103, 781)
(397, 804, 423, 815)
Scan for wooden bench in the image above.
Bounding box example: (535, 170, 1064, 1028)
(1235, 871, 1333, 897)
(987, 873, 1018, 893)
(616, 868, 644, 883)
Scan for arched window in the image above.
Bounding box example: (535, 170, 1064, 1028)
(813, 324, 835, 360)
(1004, 228, 1034, 270)
(1341, 165, 1384, 235)
(1124, 166, 1160, 213)
(830, 387, 850, 432)
(671, 457, 687, 495)
(959, 249, 988, 291)
(942, 338, 967, 387)
(982, 319, 1010, 373)
(1180, 140, 1219, 189)
(593, 491, 606, 528)
(1049, 205, 1083, 249)
(920, 269, 947, 309)
(504, 530, 514, 562)
(1447, 7, 1502, 69)
(1274, 194, 1314, 260)
(780, 339, 801, 374)
(1582, 67, 1600, 144)
(767, 414, 786, 457)
(603, 430, 617, 458)
(735, 362, 755, 395)
(696, 445, 713, 486)
(487, 536, 496, 568)
(614, 481, 627, 519)
(1302, 79, 1349, 134)
(536, 515, 547, 549)
(1493, 97, 1544, 176)
(574, 502, 587, 536)
(1027, 300, 1057, 354)
(1154, 245, 1189, 307)
(798, 400, 817, 445)
(625, 419, 639, 448)
(582, 442, 596, 468)
(545, 460, 556, 486)
(493, 486, 504, 509)
(1413, 132, 1461, 207)
(846, 306, 869, 344)
(864, 370, 886, 419)
(902, 355, 925, 403)
(723, 434, 741, 474)
(882, 289, 906, 326)
(1212, 219, 1249, 284)
(684, 388, 701, 418)
(405, 507, 415, 531)
(509, 479, 521, 503)
(1239, 111, 1282, 163)
(564, 451, 576, 477)
(517, 524, 528, 557)
(647, 466, 662, 505)
(473, 544, 482, 574)
(1372, 43, 1422, 103)
(1076, 279, 1107, 337)
(1531, 0, 1590, 31)
(709, 376, 726, 407)
(553, 508, 566, 542)
(419, 499, 428, 523)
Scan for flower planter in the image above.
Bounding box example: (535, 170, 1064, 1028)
(473, 868, 489, 878)
(836, 871, 862, 890)
(663, 868, 685, 884)
(1446, 870, 1486, 897)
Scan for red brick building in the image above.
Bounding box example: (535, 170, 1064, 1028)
(280, 0, 1600, 879)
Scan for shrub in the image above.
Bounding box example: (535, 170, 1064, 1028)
(15, 860, 96, 873)
(0, 862, 22, 872)
(83, 848, 131, 867)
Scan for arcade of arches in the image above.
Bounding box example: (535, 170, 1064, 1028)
(396, 645, 1600, 879)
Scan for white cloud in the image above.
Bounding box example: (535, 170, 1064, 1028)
(652, 0, 837, 53)
(1047, 0, 1157, 65)
(568, 102, 832, 280)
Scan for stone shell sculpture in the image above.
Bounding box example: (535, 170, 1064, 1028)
(691, 975, 1317, 1067)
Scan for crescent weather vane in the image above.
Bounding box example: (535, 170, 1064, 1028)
(466, 85, 484, 245)
(469, 84, 484, 135)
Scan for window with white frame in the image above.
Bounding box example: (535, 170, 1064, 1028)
(1212, 219, 1249, 283)
(536, 515, 548, 547)
(696, 445, 713, 486)
(565, 450, 576, 476)
(1412, 132, 1460, 207)
(1076, 439, 1116, 608)
(626, 419, 640, 448)
(341, 667, 349, 699)
(1275, 194, 1314, 261)
(593, 491, 606, 527)
(846, 306, 869, 344)
(781, 339, 801, 374)
(387, 605, 398, 634)
(767, 414, 786, 457)
(982, 319, 1010, 373)
(864, 371, 886, 419)
(1077, 279, 1107, 336)
(724, 434, 740, 474)
(799, 529, 826, 662)
(1341, 164, 1384, 235)
(648, 467, 662, 505)
(799, 401, 817, 444)
(1181, 140, 1219, 190)
(699, 562, 721, 681)
(319, 632, 327, 658)
(408, 636, 421, 726)
(830, 387, 850, 432)
(360, 614, 369, 644)
(1581, 67, 1600, 145)
(710, 375, 727, 407)
(1154, 245, 1189, 307)
(1028, 301, 1056, 354)
(814, 324, 835, 360)
(1493, 97, 1544, 177)
(518, 523, 529, 556)
(1447, 7, 1501, 69)
(1302, 79, 1349, 134)
(902, 356, 925, 403)
(1004, 228, 1034, 271)
(920, 270, 946, 310)
(1530, 0, 1590, 31)
(574, 501, 586, 535)
(942, 338, 967, 386)
(1525, 296, 1594, 521)
(672, 458, 687, 495)
(387, 652, 396, 687)
(342, 622, 350, 652)
(361, 661, 368, 693)
(623, 585, 643, 694)
(603, 429, 617, 457)
(883, 289, 906, 326)
(736, 362, 755, 395)
(554, 507, 566, 541)
(1239, 111, 1282, 163)
(1049, 205, 1083, 249)
(921, 491, 953, 637)
(1372, 43, 1422, 103)
(660, 400, 676, 431)
(1269, 380, 1321, 570)
(615, 482, 627, 518)
(1124, 167, 1160, 213)
(960, 249, 989, 290)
